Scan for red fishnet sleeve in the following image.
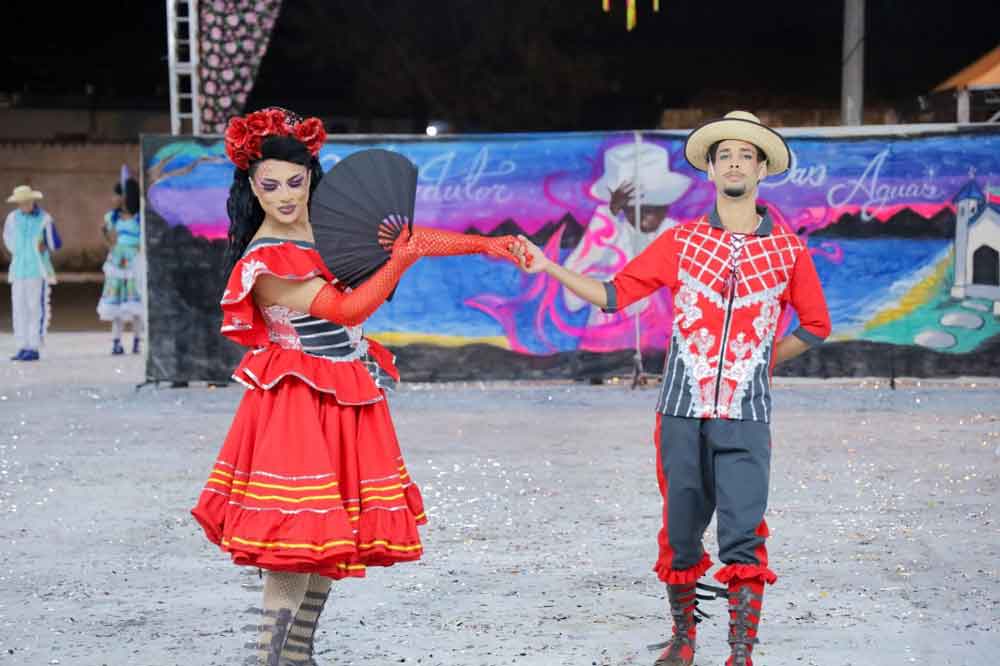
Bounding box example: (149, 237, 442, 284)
(308, 246, 416, 326)
(308, 227, 522, 326)
(406, 226, 521, 262)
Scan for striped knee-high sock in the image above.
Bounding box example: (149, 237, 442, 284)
(279, 574, 331, 665)
(243, 571, 309, 665)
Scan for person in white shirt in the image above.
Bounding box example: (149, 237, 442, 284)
(3, 185, 60, 361)
(564, 140, 692, 326)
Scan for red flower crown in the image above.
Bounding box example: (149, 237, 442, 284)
(223, 107, 327, 171)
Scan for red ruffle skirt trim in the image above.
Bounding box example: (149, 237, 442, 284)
(191, 365, 425, 579)
(230, 339, 399, 406)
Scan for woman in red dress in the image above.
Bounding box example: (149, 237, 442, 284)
(191, 107, 521, 665)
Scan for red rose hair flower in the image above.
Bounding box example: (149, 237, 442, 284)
(223, 107, 327, 171)
(293, 118, 327, 155)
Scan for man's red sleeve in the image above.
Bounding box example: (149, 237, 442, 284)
(786, 248, 831, 346)
(602, 232, 678, 313)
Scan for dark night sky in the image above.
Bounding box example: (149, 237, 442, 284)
(2, 1, 998, 130)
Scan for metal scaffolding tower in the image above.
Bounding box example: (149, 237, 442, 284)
(166, 0, 202, 135)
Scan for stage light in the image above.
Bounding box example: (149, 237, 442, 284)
(425, 120, 452, 137)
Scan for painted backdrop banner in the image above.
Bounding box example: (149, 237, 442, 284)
(141, 125, 1000, 383)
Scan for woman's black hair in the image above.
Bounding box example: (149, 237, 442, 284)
(110, 182, 122, 223)
(110, 179, 139, 221)
(223, 135, 323, 275)
(122, 178, 140, 216)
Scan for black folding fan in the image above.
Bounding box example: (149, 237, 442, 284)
(310, 148, 418, 295)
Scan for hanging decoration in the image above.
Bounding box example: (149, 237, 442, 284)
(602, 0, 660, 31)
(199, 0, 285, 134)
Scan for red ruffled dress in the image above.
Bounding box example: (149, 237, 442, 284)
(191, 238, 427, 579)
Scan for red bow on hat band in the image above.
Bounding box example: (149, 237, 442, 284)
(224, 107, 327, 171)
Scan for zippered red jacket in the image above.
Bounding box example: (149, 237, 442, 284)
(603, 205, 831, 423)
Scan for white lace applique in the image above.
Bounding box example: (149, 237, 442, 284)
(345, 324, 364, 347)
(692, 327, 715, 357)
(240, 259, 268, 298)
(674, 286, 703, 326)
(729, 331, 752, 361)
(725, 332, 754, 387)
(753, 301, 776, 339)
(717, 382, 735, 416)
(260, 304, 304, 350)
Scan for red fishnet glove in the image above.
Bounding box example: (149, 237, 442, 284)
(309, 227, 525, 327)
(380, 225, 522, 263)
(308, 237, 419, 327)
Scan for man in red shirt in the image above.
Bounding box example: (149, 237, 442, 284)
(515, 111, 831, 666)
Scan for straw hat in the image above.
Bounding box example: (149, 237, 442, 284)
(6, 185, 44, 203)
(684, 111, 790, 176)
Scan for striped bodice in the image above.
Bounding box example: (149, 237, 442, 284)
(288, 313, 360, 357)
(260, 304, 364, 359)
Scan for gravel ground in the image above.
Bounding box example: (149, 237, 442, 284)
(1, 332, 997, 666)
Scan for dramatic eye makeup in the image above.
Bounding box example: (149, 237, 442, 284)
(256, 173, 306, 192)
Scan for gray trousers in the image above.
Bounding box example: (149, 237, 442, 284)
(654, 414, 772, 576)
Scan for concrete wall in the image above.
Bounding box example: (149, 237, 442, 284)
(0, 142, 140, 270)
(0, 109, 170, 141)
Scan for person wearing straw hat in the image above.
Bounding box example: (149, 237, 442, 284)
(513, 111, 831, 666)
(3, 185, 60, 361)
(564, 139, 691, 325)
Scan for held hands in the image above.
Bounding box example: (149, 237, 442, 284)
(511, 235, 548, 273)
(481, 235, 525, 263)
